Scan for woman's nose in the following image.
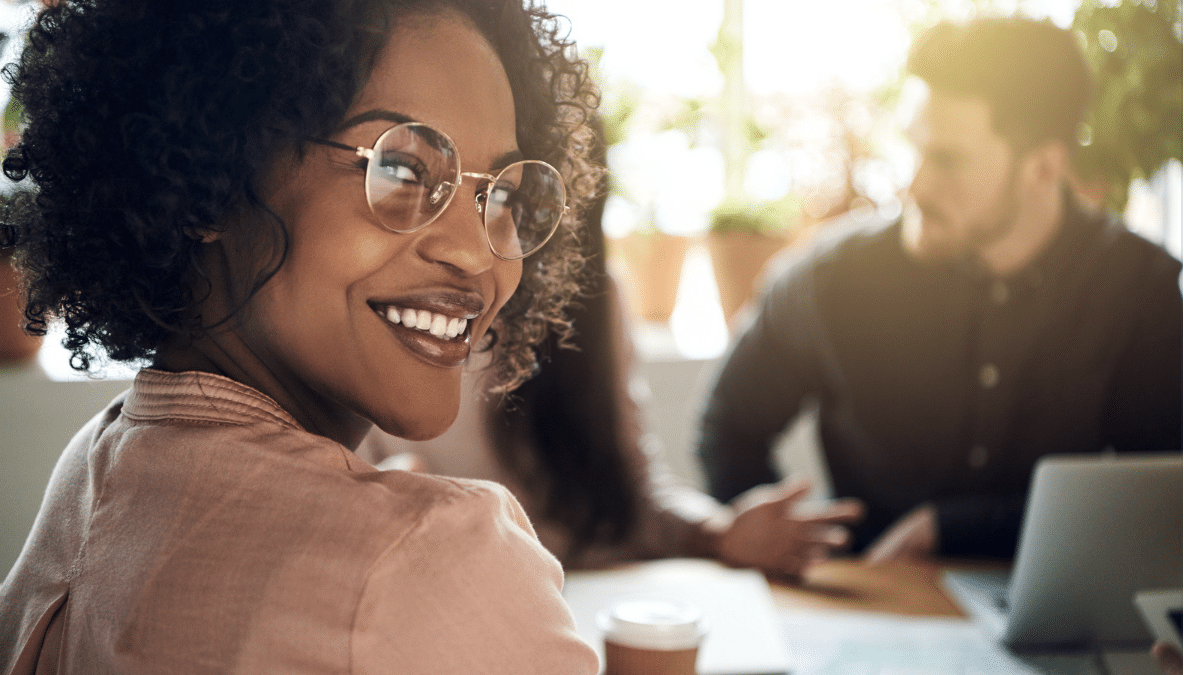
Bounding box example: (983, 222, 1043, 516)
(416, 185, 497, 276)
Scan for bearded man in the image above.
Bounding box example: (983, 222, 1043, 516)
(696, 16, 1182, 562)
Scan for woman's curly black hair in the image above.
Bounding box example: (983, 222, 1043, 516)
(3, 0, 601, 392)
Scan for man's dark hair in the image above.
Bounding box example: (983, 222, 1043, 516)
(907, 16, 1093, 153)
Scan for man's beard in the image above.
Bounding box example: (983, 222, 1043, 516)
(906, 163, 1022, 263)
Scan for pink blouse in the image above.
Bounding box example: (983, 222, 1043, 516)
(0, 369, 597, 674)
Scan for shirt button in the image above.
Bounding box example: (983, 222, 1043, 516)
(968, 445, 989, 469)
(990, 280, 1009, 304)
(979, 363, 1000, 388)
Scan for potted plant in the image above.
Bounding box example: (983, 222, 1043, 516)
(706, 197, 801, 325)
(1071, 0, 1182, 212)
(607, 220, 692, 325)
(0, 95, 41, 366)
(0, 245, 41, 365)
(597, 83, 698, 325)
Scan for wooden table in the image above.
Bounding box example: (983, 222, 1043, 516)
(769, 557, 988, 617)
(765, 558, 1166, 675)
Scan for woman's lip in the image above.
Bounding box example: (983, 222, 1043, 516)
(380, 316, 473, 368)
(369, 290, 486, 319)
(369, 289, 486, 368)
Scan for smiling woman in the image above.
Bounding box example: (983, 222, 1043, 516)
(0, 1, 601, 673)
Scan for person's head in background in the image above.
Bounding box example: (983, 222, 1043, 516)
(3, 0, 600, 446)
(902, 16, 1092, 275)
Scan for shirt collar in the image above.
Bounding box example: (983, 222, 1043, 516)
(123, 368, 303, 430)
(1008, 188, 1099, 289)
(956, 187, 1098, 289)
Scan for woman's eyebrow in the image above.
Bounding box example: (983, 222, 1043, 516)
(342, 109, 526, 171)
(338, 109, 417, 130)
(488, 150, 526, 173)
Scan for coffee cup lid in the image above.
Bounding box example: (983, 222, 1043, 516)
(596, 598, 708, 650)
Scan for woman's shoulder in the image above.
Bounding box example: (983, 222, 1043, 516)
(350, 471, 598, 674)
(357, 469, 530, 531)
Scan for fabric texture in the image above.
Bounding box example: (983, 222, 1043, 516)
(697, 197, 1183, 557)
(0, 369, 598, 675)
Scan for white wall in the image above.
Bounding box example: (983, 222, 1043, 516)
(636, 356, 832, 501)
(0, 366, 130, 579)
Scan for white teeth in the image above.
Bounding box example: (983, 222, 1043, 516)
(380, 305, 470, 341)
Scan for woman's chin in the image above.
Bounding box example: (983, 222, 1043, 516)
(373, 407, 459, 442)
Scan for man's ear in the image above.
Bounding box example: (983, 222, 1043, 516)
(1020, 140, 1069, 192)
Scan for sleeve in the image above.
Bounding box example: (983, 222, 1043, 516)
(350, 482, 599, 675)
(563, 278, 724, 568)
(696, 252, 825, 503)
(1102, 251, 1183, 451)
(933, 494, 1025, 558)
(625, 432, 726, 560)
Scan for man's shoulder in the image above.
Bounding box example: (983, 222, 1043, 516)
(1082, 208, 1182, 279)
(764, 211, 901, 284)
(812, 210, 900, 253)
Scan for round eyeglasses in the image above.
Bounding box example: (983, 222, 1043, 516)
(308, 122, 567, 261)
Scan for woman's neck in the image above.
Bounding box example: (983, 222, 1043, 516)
(153, 333, 373, 450)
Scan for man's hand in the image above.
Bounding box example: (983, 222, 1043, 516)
(1153, 642, 1183, 675)
(863, 503, 938, 565)
(697, 479, 863, 581)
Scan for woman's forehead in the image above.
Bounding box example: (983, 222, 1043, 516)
(348, 11, 518, 169)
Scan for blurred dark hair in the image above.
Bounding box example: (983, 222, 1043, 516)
(2, 0, 601, 391)
(490, 116, 641, 554)
(908, 16, 1093, 153)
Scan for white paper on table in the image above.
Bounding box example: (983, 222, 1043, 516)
(778, 608, 1107, 675)
(562, 559, 791, 675)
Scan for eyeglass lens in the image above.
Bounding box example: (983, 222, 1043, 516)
(365, 123, 564, 260)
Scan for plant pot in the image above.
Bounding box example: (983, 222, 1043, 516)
(706, 231, 793, 325)
(607, 232, 691, 323)
(0, 258, 41, 364)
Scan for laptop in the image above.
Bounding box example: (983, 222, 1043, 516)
(943, 452, 1182, 652)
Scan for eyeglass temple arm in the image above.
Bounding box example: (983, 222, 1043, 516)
(306, 136, 372, 159)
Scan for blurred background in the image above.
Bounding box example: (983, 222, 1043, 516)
(0, 0, 1179, 374)
(544, 0, 1183, 361)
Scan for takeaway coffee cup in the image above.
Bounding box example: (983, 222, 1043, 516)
(596, 598, 708, 675)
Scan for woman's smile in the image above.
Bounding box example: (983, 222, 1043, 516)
(368, 289, 485, 368)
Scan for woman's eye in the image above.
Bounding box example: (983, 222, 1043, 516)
(376, 151, 428, 185)
(383, 163, 421, 184)
(487, 183, 517, 206)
